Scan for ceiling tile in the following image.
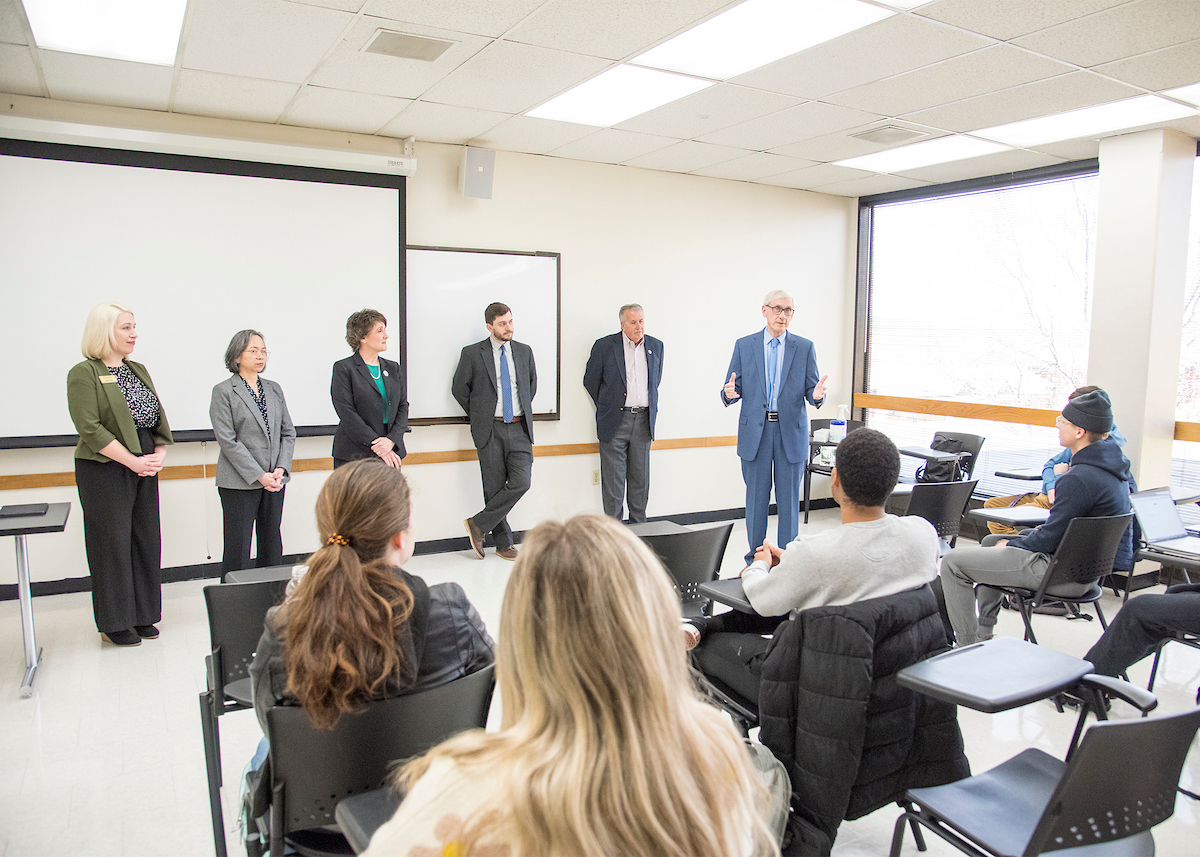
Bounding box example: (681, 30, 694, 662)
(826, 45, 1075, 117)
(507, 0, 730, 61)
(173, 70, 299, 122)
(623, 140, 751, 173)
(379, 100, 509, 143)
(807, 174, 930, 197)
(182, 0, 353, 83)
(281, 84, 411, 133)
(697, 101, 884, 151)
(287, 0, 367, 10)
(691, 152, 816, 181)
(614, 84, 800, 139)
(757, 162, 873, 190)
(309, 16, 491, 99)
(1028, 139, 1100, 161)
(0, 0, 29, 45)
(421, 39, 612, 114)
(1094, 38, 1200, 92)
(904, 71, 1142, 132)
(768, 122, 941, 162)
(1012, 0, 1200, 69)
(39, 50, 172, 110)
(469, 114, 596, 154)
(0, 43, 40, 95)
(732, 14, 991, 101)
(365, 0, 545, 38)
(892, 148, 1065, 183)
(548, 128, 676, 164)
(916, 0, 1127, 41)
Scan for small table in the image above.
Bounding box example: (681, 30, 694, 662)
(1, 502, 71, 698)
(627, 520, 692, 536)
(967, 505, 1050, 529)
(1170, 486, 1200, 505)
(994, 467, 1042, 481)
(224, 563, 298, 584)
(697, 578, 756, 614)
(897, 637, 1094, 714)
(335, 787, 404, 854)
(900, 446, 968, 480)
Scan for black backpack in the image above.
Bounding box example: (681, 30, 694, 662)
(915, 432, 970, 483)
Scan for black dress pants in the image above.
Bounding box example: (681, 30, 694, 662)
(75, 427, 161, 634)
(692, 611, 788, 703)
(218, 486, 286, 576)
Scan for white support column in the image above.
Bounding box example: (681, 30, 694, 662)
(1088, 128, 1195, 488)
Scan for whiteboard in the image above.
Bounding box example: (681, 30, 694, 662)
(0, 142, 403, 443)
(405, 247, 560, 422)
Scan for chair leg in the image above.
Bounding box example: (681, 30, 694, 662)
(200, 691, 228, 857)
(1015, 596, 1037, 645)
(1094, 600, 1108, 630)
(1147, 638, 1170, 692)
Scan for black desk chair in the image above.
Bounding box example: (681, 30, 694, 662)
(252, 664, 496, 857)
(905, 479, 977, 552)
(802, 418, 865, 523)
(890, 705, 1200, 857)
(640, 523, 733, 618)
(989, 513, 1133, 646)
(889, 431, 985, 515)
(201, 578, 288, 857)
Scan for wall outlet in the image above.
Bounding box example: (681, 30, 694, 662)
(592, 469, 600, 485)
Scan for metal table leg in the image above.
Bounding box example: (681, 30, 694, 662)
(15, 534, 42, 698)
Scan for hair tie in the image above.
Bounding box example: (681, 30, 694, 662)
(327, 533, 349, 546)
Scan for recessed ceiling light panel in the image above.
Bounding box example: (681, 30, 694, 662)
(835, 135, 1011, 173)
(527, 65, 713, 127)
(1163, 82, 1200, 108)
(973, 95, 1198, 148)
(23, 0, 188, 66)
(633, 0, 894, 81)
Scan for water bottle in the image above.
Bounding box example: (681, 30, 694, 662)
(830, 404, 850, 443)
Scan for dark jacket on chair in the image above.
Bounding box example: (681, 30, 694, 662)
(757, 584, 970, 854)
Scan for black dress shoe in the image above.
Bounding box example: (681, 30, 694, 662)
(101, 630, 141, 647)
(134, 624, 160, 639)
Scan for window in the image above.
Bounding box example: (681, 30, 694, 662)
(1172, 157, 1200, 525)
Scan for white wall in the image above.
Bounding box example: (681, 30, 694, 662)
(0, 136, 857, 586)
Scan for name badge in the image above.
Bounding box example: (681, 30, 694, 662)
(99, 374, 118, 384)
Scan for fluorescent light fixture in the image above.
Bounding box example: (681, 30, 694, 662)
(835, 135, 1011, 173)
(634, 0, 894, 80)
(23, 0, 188, 66)
(526, 65, 713, 127)
(1164, 82, 1200, 108)
(973, 95, 1197, 148)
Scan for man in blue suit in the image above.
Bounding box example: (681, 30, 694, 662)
(723, 290, 827, 564)
(584, 304, 664, 522)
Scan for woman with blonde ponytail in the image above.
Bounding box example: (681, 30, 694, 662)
(364, 515, 784, 857)
(248, 459, 494, 734)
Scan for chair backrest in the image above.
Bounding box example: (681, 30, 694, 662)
(930, 431, 984, 480)
(1026, 706, 1200, 854)
(641, 523, 734, 608)
(905, 480, 978, 540)
(204, 579, 287, 689)
(1040, 513, 1135, 592)
(266, 664, 496, 841)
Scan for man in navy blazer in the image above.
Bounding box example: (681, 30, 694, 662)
(452, 302, 536, 561)
(583, 304, 664, 522)
(723, 289, 828, 564)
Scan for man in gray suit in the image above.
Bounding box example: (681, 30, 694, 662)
(452, 302, 536, 560)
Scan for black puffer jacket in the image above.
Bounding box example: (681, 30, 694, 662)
(758, 584, 969, 854)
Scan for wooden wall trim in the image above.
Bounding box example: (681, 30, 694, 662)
(855, 393, 1059, 427)
(0, 435, 740, 491)
(1175, 421, 1200, 442)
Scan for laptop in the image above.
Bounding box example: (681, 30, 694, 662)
(1129, 488, 1200, 557)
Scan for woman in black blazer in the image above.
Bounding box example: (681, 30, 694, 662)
(331, 308, 408, 468)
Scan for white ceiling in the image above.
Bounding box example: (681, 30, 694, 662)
(2, 0, 1200, 196)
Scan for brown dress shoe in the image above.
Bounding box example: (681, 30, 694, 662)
(463, 517, 485, 559)
(495, 545, 519, 561)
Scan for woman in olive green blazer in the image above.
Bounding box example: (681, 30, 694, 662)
(66, 303, 173, 647)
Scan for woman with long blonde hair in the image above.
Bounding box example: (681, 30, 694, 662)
(365, 515, 783, 857)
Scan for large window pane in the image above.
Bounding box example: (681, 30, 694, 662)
(1172, 158, 1200, 526)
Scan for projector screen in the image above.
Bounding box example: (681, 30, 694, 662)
(0, 140, 404, 446)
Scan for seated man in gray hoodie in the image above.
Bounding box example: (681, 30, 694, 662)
(686, 428, 941, 702)
(941, 388, 1133, 646)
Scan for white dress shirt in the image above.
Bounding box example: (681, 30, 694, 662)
(623, 334, 649, 408)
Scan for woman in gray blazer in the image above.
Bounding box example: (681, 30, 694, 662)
(209, 330, 296, 576)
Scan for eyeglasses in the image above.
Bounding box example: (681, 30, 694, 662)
(764, 304, 795, 318)
(1055, 415, 1072, 427)
(243, 348, 269, 357)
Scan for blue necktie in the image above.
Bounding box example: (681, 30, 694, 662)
(500, 344, 514, 423)
(767, 337, 779, 410)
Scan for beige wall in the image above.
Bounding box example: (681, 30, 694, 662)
(0, 127, 858, 586)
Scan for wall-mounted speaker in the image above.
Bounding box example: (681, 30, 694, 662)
(459, 146, 495, 199)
